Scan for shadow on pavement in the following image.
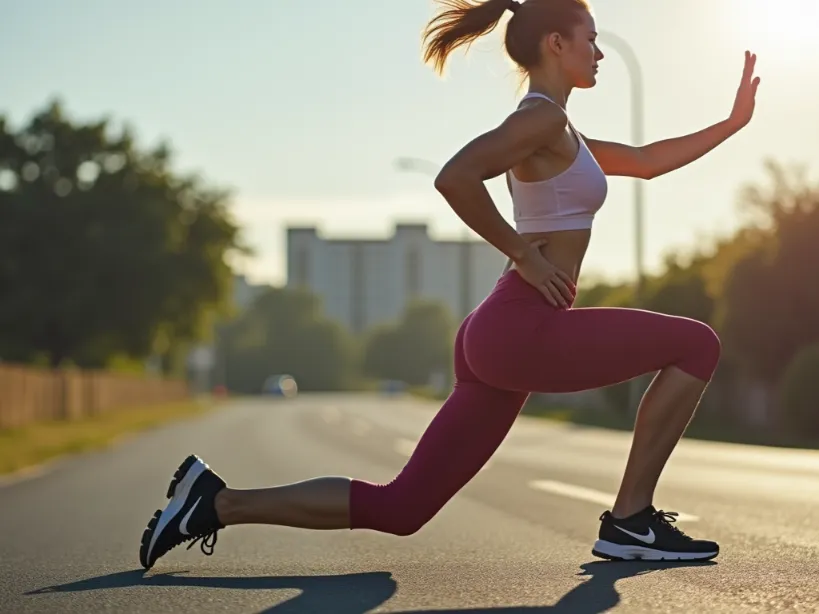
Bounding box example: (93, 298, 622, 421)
(25, 560, 715, 613)
(401, 560, 716, 613)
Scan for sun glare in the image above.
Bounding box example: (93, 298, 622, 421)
(739, 0, 819, 56)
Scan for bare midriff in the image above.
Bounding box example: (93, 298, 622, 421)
(505, 229, 591, 286)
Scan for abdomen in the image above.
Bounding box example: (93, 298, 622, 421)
(508, 230, 591, 284)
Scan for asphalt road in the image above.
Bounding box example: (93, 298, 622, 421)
(2, 394, 819, 613)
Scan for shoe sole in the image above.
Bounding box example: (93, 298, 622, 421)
(592, 539, 719, 562)
(138, 455, 208, 569)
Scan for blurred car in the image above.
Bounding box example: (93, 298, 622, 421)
(379, 380, 407, 395)
(262, 374, 298, 398)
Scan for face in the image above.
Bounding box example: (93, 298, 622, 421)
(543, 11, 604, 89)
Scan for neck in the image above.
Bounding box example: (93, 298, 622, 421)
(527, 70, 572, 108)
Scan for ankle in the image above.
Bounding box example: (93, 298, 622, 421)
(611, 499, 652, 520)
(214, 487, 238, 526)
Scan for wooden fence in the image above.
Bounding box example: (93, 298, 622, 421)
(0, 363, 190, 429)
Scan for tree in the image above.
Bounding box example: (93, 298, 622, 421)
(779, 342, 819, 435)
(640, 252, 715, 324)
(223, 287, 358, 392)
(362, 300, 455, 386)
(362, 324, 406, 384)
(0, 99, 246, 370)
(574, 278, 634, 309)
(712, 161, 819, 383)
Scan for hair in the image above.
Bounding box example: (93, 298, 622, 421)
(422, 0, 591, 76)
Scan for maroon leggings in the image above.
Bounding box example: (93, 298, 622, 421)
(349, 269, 721, 535)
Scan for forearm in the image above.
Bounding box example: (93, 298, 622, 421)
(435, 174, 529, 263)
(643, 119, 739, 178)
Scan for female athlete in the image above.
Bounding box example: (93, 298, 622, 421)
(139, 0, 760, 568)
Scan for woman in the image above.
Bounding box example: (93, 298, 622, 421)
(139, 0, 760, 569)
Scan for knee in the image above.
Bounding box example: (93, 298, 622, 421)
(350, 480, 437, 536)
(369, 500, 435, 537)
(383, 513, 430, 537)
(695, 320, 722, 362)
(682, 319, 722, 380)
(372, 486, 437, 536)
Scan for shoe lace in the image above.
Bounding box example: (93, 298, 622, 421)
(186, 529, 220, 556)
(653, 509, 691, 540)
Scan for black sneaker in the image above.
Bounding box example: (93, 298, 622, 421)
(592, 506, 719, 562)
(139, 454, 227, 569)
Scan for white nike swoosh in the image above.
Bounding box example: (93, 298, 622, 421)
(179, 497, 201, 536)
(615, 525, 656, 544)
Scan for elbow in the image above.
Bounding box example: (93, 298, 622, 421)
(633, 148, 658, 180)
(639, 167, 657, 180)
(433, 170, 453, 195)
(646, 165, 675, 180)
(434, 165, 469, 197)
(635, 161, 659, 180)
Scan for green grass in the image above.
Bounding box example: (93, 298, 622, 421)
(0, 399, 219, 476)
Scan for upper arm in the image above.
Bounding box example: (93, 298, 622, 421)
(580, 134, 652, 179)
(436, 104, 568, 189)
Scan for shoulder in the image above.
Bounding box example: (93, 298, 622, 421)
(434, 96, 570, 184)
(499, 99, 568, 146)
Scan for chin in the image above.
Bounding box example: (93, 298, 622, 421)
(575, 76, 597, 89)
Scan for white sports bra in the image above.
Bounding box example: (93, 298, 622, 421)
(508, 92, 608, 233)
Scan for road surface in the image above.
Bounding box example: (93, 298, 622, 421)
(2, 394, 818, 613)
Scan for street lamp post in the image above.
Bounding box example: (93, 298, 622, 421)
(597, 30, 646, 307)
(597, 30, 648, 414)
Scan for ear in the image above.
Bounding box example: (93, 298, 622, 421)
(544, 32, 564, 56)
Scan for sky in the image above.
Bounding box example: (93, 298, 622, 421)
(2, 0, 818, 287)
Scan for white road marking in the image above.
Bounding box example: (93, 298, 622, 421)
(528, 479, 700, 522)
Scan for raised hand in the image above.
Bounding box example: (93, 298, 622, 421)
(728, 50, 761, 131)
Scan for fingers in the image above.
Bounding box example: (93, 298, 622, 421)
(555, 268, 575, 289)
(543, 263, 575, 306)
(542, 280, 564, 308)
(742, 50, 757, 84)
(520, 241, 576, 307)
(548, 265, 576, 299)
(537, 285, 558, 307)
(550, 276, 575, 304)
(533, 274, 574, 308)
(544, 279, 570, 308)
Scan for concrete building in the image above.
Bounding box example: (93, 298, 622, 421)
(286, 223, 508, 333)
(232, 274, 268, 312)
